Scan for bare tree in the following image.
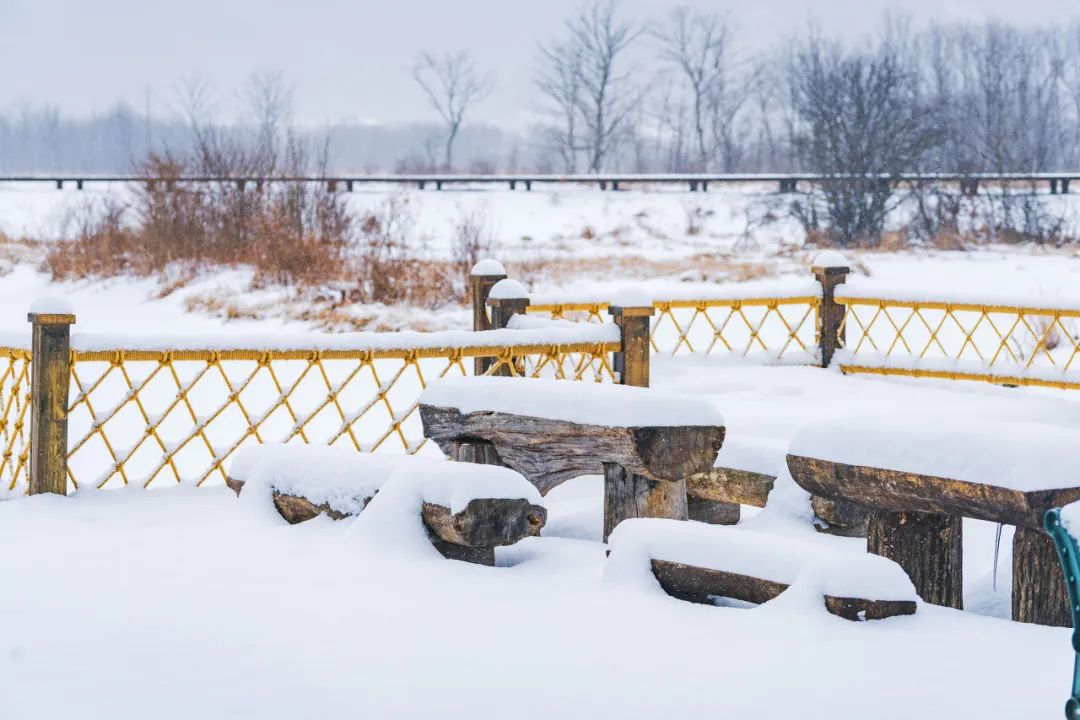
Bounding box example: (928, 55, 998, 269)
(788, 32, 940, 245)
(242, 69, 295, 168)
(655, 8, 749, 171)
(566, 0, 642, 173)
(535, 38, 584, 173)
(412, 51, 492, 171)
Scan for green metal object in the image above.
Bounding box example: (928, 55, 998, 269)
(1044, 508, 1080, 719)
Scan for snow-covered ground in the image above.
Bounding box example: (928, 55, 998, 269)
(1, 186, 1079, 717)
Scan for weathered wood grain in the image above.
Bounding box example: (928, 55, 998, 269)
(603, 463, 688, 540)
(421, 498, 547, 565)
(812, 495, 869, 538)
(867, 510, 963, 609)
(225, 476, 364, 524)
(421, 405, 725, 494)
(787, 454, 1080, 529)
(687, 497, 740, 525)
(1013, 527, 1071, 627)
(650, 560, 916, 620)
(687, 467, 775, 508)
(28, 313, 74, 496)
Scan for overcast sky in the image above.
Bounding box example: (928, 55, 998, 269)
(2, 0, 1077, 128)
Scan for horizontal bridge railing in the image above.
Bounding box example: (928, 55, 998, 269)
(0, 319, 619, 496)
(835, 287, 1080, 389)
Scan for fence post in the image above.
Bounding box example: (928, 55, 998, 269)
(811, 252, 850, 369)
(609, 301, 655, 388)
(28, 302, 75, 496)
(470, 259, 507, 376)
(486, 279, 530, 377)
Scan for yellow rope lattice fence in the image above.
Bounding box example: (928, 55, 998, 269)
(529, 296, 821, 361)
(0, 339, 617, 494)
(836, 296, 1080, 390)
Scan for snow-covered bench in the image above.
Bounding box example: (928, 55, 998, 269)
(787, 417, 1080, 625)
(228, 444, 547, 565)
(607, 519, 917, 620)
(419, 377, 726, 540)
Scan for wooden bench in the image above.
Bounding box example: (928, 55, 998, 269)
(606, 518, 917, 620)
(227, 444, 546, 565)
(787, 417, 1080, 625)
(419, 377, 725, 540)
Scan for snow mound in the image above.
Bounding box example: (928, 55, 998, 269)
(231, 444, 441, 515)
(611, 286, 653, 308)
(606, 518, 916, 603)
(811, 250, 850, 269)
(348, 461, 542, 557)
(789, 415, 1080, 492)
(420, 376, 724, 427)
(470, 258, 506, 276)
(29, 295, 74, 315)
(488, 279, 529, 300)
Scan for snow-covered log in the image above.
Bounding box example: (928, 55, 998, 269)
(607, 519, 917, 620)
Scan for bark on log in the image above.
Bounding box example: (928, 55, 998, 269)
(687, 467, 775, 507)
(421, 405, 725, 494)
(650, 560, 916, 620)
(687, 497, 740, 525)
(604, 463, 687, 541)
(454, 440, 505, 466)
(421, 499, 547, 547)
(867, 510, 963, 609)
(1012, 526, 1071, 627)
(225, 476, 365, 524)
(787, 454, 1080, 529)
(812, 495, 869, 538)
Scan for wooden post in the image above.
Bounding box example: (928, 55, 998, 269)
(1013, 526, 1071, 627)
(604, 463, 688, 541)
(811, 253, 850, 368)
(28, 308, 75, 496)
(867, 510, 963, 609)
(469, 260, 507, 376)
(487, 280, 530, 377)
(609, 304, 654, 388)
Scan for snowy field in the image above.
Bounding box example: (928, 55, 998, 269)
(1, 185, 1079, 717)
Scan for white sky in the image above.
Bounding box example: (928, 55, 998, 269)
(2, 0, 1077, 128)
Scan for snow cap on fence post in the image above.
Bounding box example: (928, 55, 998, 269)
(470, 259, 508, 376)
(486, 279, 531, 377)
(810, 251, 850, 369)
(609, 287, 655, 388)
(27, 298, 76, 496)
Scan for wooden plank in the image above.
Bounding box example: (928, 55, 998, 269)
(650, 560, 916, 620)
(687, 497, 740, 525)
(687, 467, 774, 507)
(787, 454, 1080, 529)
(421, 405, 725, 494)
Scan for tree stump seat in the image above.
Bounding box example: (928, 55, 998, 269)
(607, 518, 917, 620)
(787, 417, 1080, 626)
(419, 377, 726, 540)
(226, 444, 546, 565)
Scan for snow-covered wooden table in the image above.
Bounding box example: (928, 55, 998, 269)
(787, 417, 1080, 625)
(419, 377, 726, 540)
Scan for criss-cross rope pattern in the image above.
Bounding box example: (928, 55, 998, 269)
(529, 297, 821, 360)
(0, 340, 616, 494)
(0, 348, 31, 494)
(836, 297, 1080, 389)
